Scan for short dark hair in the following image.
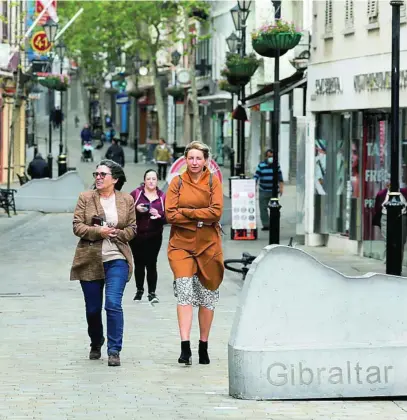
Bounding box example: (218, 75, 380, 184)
(265, 149, 273, 155)
(143, 169, 158, 180)
(96, 159, 126, 190)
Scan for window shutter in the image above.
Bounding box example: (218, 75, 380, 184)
(367, 0, 378, 18)
(345, 0, 354, 27)
(325, 0, 333, 31)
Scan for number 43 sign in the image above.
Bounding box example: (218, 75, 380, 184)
(31, 31, 51, 54)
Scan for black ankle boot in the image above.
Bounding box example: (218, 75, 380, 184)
(198, 340, 210, 365)
(178, 340, 192, 365)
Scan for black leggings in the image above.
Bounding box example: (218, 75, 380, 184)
(157, 163, 167, 181)
(130, 234, 163, 294)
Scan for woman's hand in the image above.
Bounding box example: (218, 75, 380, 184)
(96, 225, 117, 239)
(136, 204, 149, 213)
(150, 208, 161, 220)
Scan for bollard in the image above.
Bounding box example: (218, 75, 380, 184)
(58, 154, 67, 177)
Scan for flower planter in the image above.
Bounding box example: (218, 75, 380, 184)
(128, 89, 144, 98)
(166, 87, 185, 101)
(227, 62, 259, 78)
(105, 87, 118, 94)
(219, 80, 240, 94)
(252, 32, 301, 58)
(226, 74, 251, 87)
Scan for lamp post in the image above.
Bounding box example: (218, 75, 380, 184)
(171, 50, 181, 154)
(43, 19, 58, 178)
(226, 32, 240, 177)
(230, 1, 251, 176)
(55, 41, 66, 155)
(268, 0, 282, 245)
(133, 54, 142, 163)
(386, 0, 405, 275)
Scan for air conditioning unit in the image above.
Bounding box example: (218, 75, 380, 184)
(293, 30, 311, 61)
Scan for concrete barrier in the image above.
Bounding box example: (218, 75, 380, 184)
(15, 171, 86, 213)
(228, 245, 407, 400)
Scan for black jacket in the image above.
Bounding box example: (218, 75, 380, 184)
(28, 157, 49, 179)
(105, 144, 125, 167)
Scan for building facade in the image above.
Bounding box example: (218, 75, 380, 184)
(304, 0, 407, 261)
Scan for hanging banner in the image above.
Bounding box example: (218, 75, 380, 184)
(231, 178, 257, 230)
(26, 0, 58, 62)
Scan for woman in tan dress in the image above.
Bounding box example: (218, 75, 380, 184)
(165, 141, 224, 365)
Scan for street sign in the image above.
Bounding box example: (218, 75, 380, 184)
(116, 93, 130, 105)
(31, 31, 51, 54)
(35, 0, 58, 24)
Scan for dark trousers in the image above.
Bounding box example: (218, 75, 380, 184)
(157, 163, 167, 181)
(130, 233, 163, 294)
(80, 259, 128, 355)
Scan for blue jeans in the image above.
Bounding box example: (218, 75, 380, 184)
(80, 259, 129, 355)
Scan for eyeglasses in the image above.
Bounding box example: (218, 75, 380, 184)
(92, 171, 112, 179)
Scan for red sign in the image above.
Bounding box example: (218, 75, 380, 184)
(31, 31, 51, 54)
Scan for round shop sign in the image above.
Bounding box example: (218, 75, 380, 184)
(167, 156, 223, 184)
(31, 31, 51, 54)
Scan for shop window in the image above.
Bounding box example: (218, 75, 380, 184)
(2, 0, 8, 42)
(345, 0, 354, 30)
(324, 0, 333, 37)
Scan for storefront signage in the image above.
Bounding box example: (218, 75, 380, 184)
(354, 71, 407, 92)
(315, 77, 343, 95)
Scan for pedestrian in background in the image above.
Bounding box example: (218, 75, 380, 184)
(75, 115, 80, 128)
(254, 149, 284, 231)
(154, 138, 172, 181)
(81, 124, 92, 145)
(70, 159, 137, 367)
(105, 138, 125, 167)
(165, 141, 224, 366)
(130, 169, 166, 304)
(27, 153, 49, 179)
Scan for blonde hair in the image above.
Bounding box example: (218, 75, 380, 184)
(184, 141, 211, 160)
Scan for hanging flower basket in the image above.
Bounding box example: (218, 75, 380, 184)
(38, 74, 70, 92)
(166, 86, 185, 101)
(225, 53, 260, 78)
(128, 89, 144, 99)
(221, 68, 251, 86)
(218, 79, 240, 94)
(105, 87, 118, 94)
(252, 20, 302, 58)
(87, 86, 98, 94)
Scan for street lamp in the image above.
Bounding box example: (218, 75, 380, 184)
(171, 50, 181, 154)
(56, 41, 66, 159)
(230, 1, 251, 176)
(268, 0, 282, 245)
(386, 0, 405, 275)
(43, 19, 58, 178)
(226, 32, 240, 54)
(133, 53, 143, 163)
(226, 31, 241, 178)
(43, 19, 58, 44)
(230, 5, 242, 31)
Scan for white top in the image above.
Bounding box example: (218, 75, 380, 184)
(100, 194, 125, 262)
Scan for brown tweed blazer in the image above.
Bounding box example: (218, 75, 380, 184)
(70, 190, 137, 282)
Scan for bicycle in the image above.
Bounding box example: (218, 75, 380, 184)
(224, 237, 294, 281)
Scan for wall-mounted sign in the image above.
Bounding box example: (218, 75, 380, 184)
(354, 70, 407, 92)
(30, 31, 51, 54)
(315, 77, 343, 95)
(260, 101, 274, 112)
(177, 69, 191, 85)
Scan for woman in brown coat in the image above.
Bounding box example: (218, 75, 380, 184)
(165, 141, 224, 365)
(71, 159, 137, 367)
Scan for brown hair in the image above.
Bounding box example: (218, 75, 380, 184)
(184, 141, 211, 160)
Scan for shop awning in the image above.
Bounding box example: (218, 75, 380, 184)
(198, 93, 232, 103)
(245, 69, 307, 108)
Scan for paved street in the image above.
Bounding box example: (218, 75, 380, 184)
(1, 103, 407, 419)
